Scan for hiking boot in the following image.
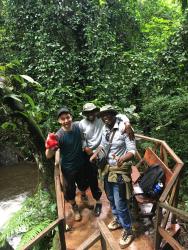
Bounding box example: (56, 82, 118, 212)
(108, 217, 122, 230)
(72, 204, 81, 221)
(81, 194, 94, 209)
(94, 203, 102, 217)
(81, 194, 89, 205)
(119, 229, 134, 248)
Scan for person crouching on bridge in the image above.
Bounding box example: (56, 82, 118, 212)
(45, 107, 88, 222)
(90, 105, 136, 248)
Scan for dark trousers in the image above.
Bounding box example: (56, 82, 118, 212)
(86, 160, 102, 201)
(62, 168, 88, 201)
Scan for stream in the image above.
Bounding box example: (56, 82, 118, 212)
(0, 163, 38, 249)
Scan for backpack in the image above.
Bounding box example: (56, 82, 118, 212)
(138, 164, 165, 199)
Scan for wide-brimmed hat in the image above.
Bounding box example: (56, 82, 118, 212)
(57, 107, 71, 118)
(82, 103, 100, 115)
(99, 105, 117, 116)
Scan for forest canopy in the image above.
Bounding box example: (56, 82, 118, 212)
(0, 0, 188, 202)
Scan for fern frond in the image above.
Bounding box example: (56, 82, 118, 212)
(0, 188, 57, 249)
(16, 220, 51, 250)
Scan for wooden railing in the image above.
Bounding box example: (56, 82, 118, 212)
(20, 134, 185, 250)
(135, 134, 185, 249)
(135, 134, 184, 204)
(21, 155, 66, 250)
(154, 202, 188, 250)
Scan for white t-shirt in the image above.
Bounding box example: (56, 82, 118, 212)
(79, 114, 130, 151)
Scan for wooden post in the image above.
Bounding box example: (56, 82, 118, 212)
(171, 178, 181, 224)
(54, 156, 66, 249)
(154, 204, 163, 250)
(162, 180, 178, 229)
(153, 142, 159, 153)
(58, 219, 67, 250)
(100, 234, 107, 250)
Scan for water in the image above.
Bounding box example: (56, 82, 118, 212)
(0, 163, 38, 248)
(0, 163, 38, 202)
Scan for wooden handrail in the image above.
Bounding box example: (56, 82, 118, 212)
(158, 202, 188, 222)
(20, 219, 61, 250)
(21, 150, 66, 250)
(135, 134, 183, 165)
(21, 134, 185, 250)
(154, 202, 188, 250)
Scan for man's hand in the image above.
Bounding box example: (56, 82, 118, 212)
(45, 133, 59, 151)
(84, 147, 93, 156)
(124, 124, 135, 141)
(112, 154, 124, 167)
(113, 152, 133, 167)
(90, 152, 98, 162)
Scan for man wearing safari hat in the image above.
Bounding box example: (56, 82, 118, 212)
(79, 103, 103, 216)
(79, 103, 134, 216)
(90, 104, 136, 248)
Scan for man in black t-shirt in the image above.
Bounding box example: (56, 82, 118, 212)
(45, 107, 88, 221)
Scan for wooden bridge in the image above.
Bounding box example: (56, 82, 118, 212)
(21, 134, 188, 250)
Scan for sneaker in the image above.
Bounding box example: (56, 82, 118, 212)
(72, 204, 81, 221)
(119, 229, 134, 248)
(108, 217, 122, 230)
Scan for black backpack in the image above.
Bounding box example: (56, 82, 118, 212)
(138, 164, 165, 199)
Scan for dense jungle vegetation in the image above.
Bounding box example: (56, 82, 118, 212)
(0, 0, 188, 249)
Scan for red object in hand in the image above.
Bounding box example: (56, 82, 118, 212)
(45, 133, 59, 150)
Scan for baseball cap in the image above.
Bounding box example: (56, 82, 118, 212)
(57, 107, 70, 118)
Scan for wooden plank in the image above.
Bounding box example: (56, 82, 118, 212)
(158, 226, 184, 250)
(97, 220, 121, 250)
(144, 148, 173, 183)
(21, 219, 61, 250)
(159, 202, 188, 222)
(161, 224, 181, 249)
(76, 230, 101, 250)
(160, 164, 182, 202)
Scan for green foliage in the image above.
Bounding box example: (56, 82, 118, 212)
(0, 188, 56, 249)
(1, 0, 188, 211)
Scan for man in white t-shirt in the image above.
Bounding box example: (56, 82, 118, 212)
(79, 103, 134, 216)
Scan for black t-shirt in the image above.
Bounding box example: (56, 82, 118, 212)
(56, 123, 85, 174)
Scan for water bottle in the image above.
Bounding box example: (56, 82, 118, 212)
(153, 181, 163, 194)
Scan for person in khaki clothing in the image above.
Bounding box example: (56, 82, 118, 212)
(90, 105, 136, 249)
(79, 103, 134, 216)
